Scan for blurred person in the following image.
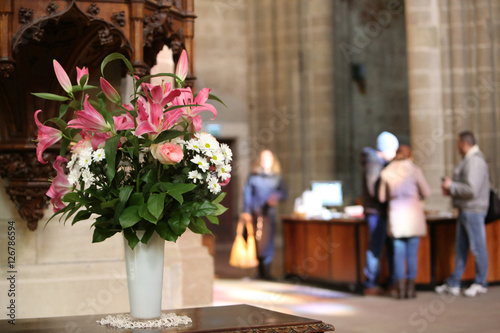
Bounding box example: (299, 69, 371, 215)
(360, 131, 399, 295)
(240, 149, 288, 280)
(379, 145, 431, 299)
(435, 131, 490, 297)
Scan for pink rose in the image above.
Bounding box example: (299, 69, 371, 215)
(151, 142, 184, 165)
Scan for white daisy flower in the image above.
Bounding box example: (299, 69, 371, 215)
(67, 169, 80, 185)
(220, 143, 233, 162)
(188, 170, 204, 183)
(197, 133, 219, 152)
(207, 176, 221, 194)
(81, 168, 95, 186)
(186, 139, 201, 152)
(78, 148, 93, 168)
(92, 148, 106, 162)
(190, 155, 210, 172)
(208, 151, 225, 166)
(216, 164, 232, 180)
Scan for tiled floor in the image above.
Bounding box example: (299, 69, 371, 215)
(213, 278, 500, 333)
(212, 245, 500, 333)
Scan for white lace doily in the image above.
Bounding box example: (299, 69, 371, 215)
(97, 312, 192, 329)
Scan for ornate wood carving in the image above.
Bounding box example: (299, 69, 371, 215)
(19, 7, 34, 24)
(87, 3, 100, 17)
(0, 149, 58, 231)
(111, 11, 126, 27)
(0, 0, 196, 230)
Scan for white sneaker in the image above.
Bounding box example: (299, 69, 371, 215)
(463, 283, 487, 297)
(435, 283, 460, 296)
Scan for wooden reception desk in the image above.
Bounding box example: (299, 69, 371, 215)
(283, 215, 500, 293)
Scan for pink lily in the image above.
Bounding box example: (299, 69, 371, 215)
(141, 82, 182, 107)
(46, 156, 72, 213)
(67, 95, 113, 133)
(76, 66, 89, 86)
(135, 97, 181, 138)
(114, 111, 135, 131)
(100, 78, 121, 104)
(53, 60, 72, 94)
(171, 87, 217, 131)
(175, 49, 189, 82)
(34, 110, 63, 164)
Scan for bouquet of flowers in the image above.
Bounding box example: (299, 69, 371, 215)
(33, 51, 231, 249)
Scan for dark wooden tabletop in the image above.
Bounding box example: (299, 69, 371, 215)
(0, 304, 335, 332)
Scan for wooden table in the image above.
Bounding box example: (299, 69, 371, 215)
(0, 304, 334, 332)
(283, 215, 500, 293)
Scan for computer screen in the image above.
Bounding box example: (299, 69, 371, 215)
(311, 181, 343, 207)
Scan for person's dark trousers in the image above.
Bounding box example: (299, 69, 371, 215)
(363, 213, 394, 288)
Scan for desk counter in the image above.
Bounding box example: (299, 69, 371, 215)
(282, 215, 500, 293)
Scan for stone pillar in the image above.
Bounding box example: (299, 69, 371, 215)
(405, 0, 449, 210)
(406, 0, 500, 211)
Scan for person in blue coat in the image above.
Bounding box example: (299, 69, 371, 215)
(240, 149, 288, 280)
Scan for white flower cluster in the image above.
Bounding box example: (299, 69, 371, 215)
(67, 147, 105, 187)
(185, 132, 232, 194)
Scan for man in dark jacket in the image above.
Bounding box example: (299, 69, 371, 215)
(436, 131, 490, 297)
(361, 131, 399, 295)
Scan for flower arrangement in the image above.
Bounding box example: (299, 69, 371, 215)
(33, 51, 231, 249)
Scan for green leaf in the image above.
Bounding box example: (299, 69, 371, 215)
(168, 211, 190, 236)
(212, 192, 227, 205)
(105, 135, 121, 182)
(206, 215, 219, 225)
(101, 53, 134, 77)
(152, 130, 187, 144)
(92, 227, 118, 243)
(147, 192, 166, 219)
(101, 198, 119, 210)
(208, 93, 227, 107)
(71, 210, 92, 226)
(62, 192, 82, 203)
(191, 201, 217, 217)
(139, 203, 158, 223)
(164, 182, 197, 204)
(140, 228, 155, 244)
(113, 185, 134, 224)
(123, 228, 140, 249)
(119, 205, 141, 228)
(31, 92, 71, 102)
(129, 193, 144, 206)
(156, 221, 179, 242)
(212, 203, 228, 216)
(188, 217, 213, 236)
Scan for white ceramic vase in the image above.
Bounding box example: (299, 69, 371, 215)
(123, 230, 165, 320)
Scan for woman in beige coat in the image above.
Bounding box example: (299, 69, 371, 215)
(379, 145, 431, 299)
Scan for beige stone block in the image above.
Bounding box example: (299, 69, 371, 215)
(406, 10, 433, 25)
(408, 50, 441, 70)
(407, 26, 439, 48)
(0, 179, 18, 220)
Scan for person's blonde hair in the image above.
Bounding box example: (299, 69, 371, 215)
(251, 149, 282, 175)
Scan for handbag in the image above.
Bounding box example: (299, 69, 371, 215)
(229, 215, 259, 268)
(485, 189, 500, 224)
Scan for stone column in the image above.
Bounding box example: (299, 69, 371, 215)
(406, 0, 500, 212)
(405, 0, 449, 211)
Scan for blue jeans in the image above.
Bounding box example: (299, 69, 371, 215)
(364, 213, 394, 288)
(446, 211, 489, 287)
(393, 237, 420, 280)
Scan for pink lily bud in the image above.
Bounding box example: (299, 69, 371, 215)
(100, 78, 121, 104)
(53, 60, 72, 94)
(76, 66, 89, 86)
(175, 50, 188, 82)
